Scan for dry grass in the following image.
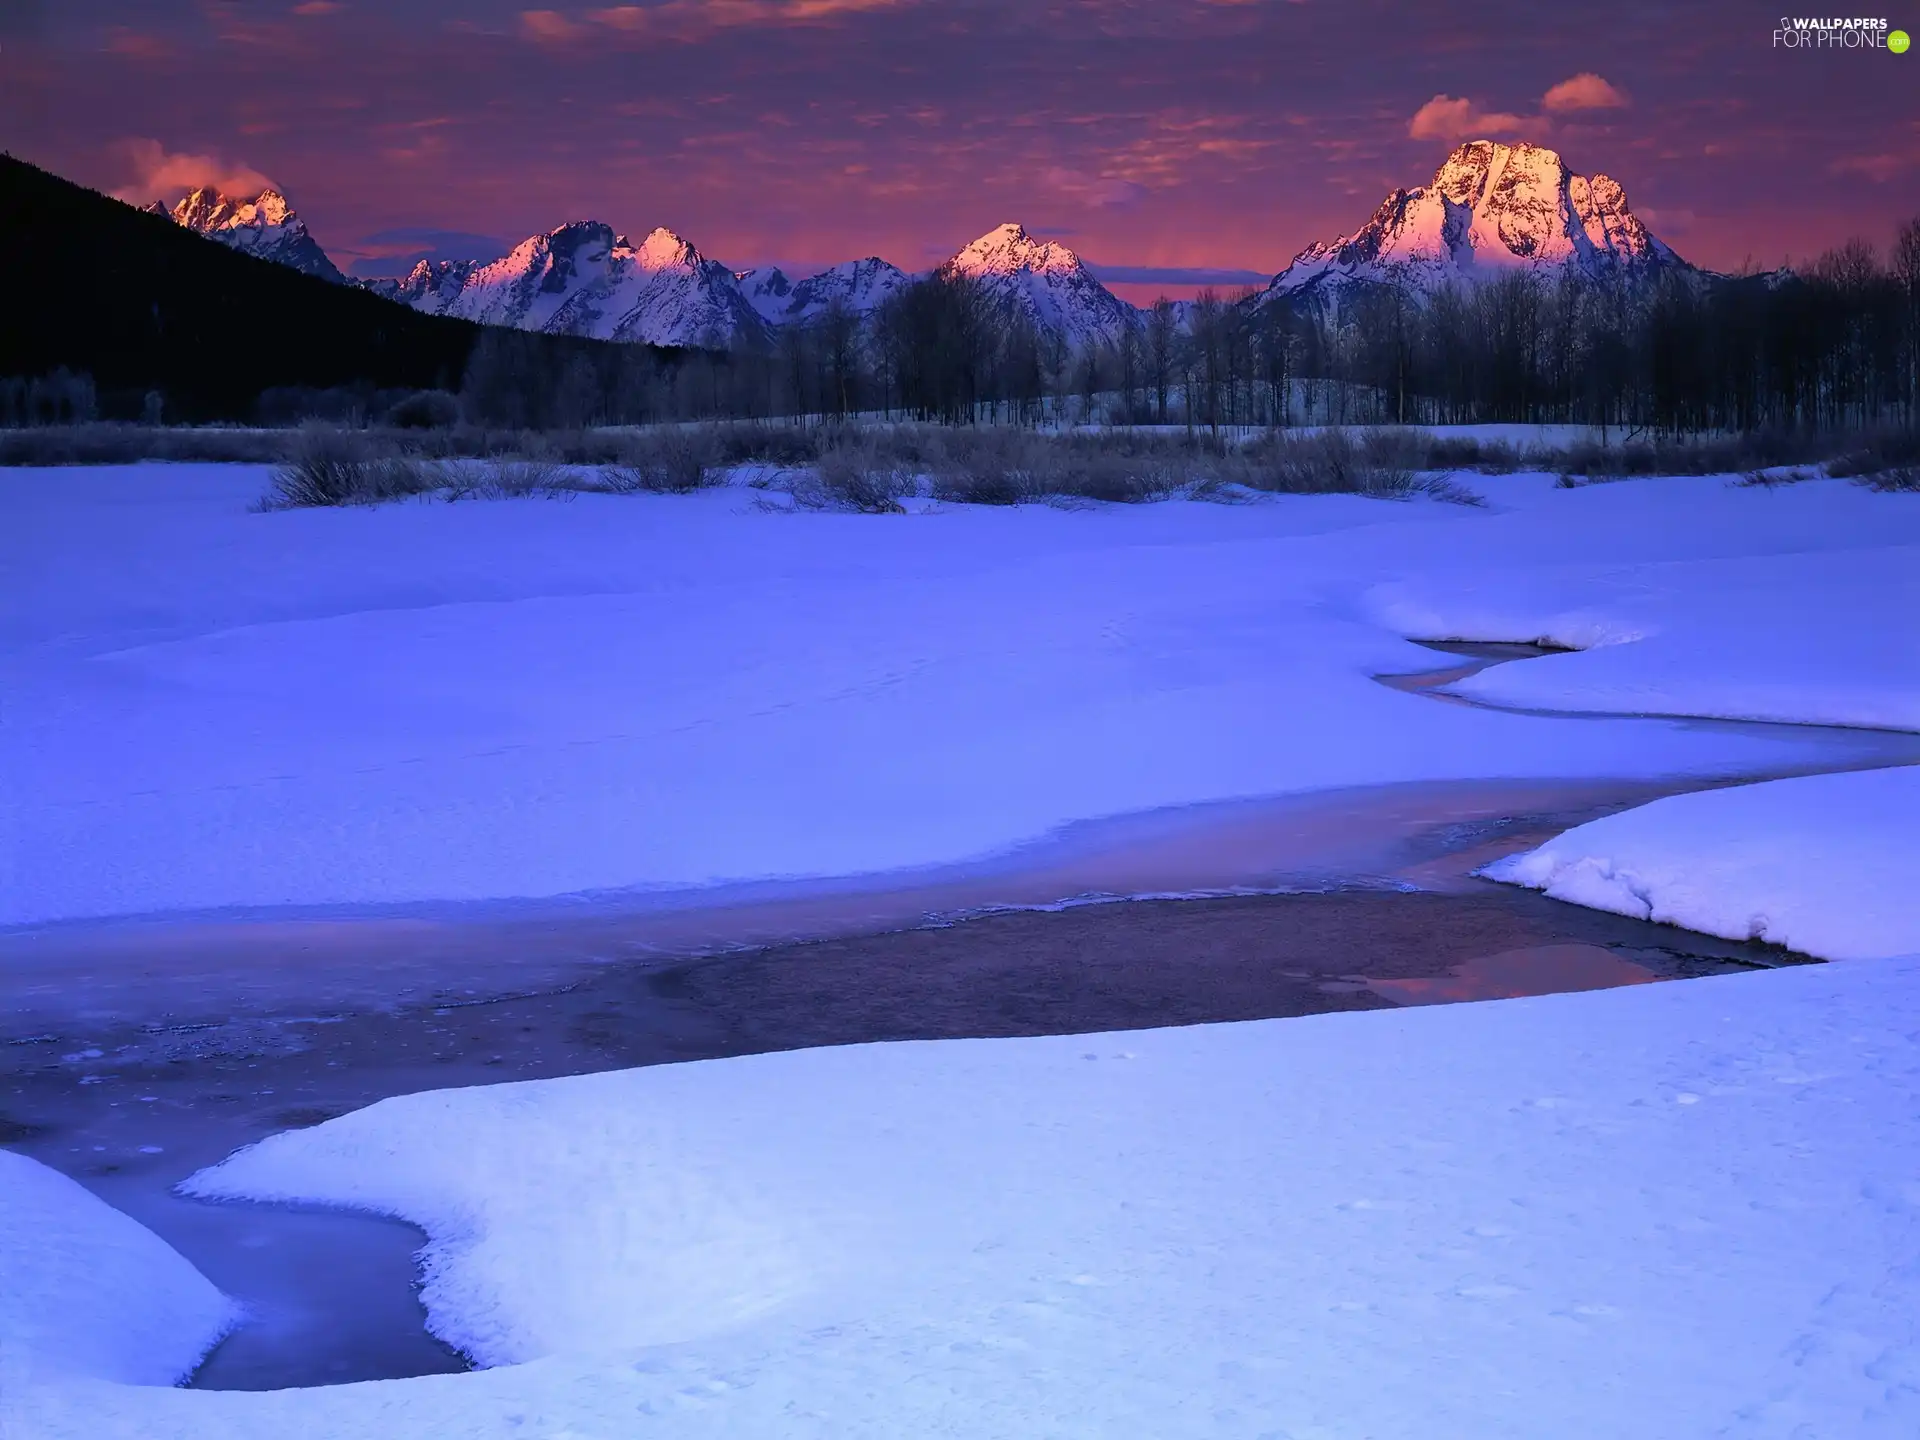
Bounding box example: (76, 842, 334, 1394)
(1233, 429, 1484, 505)
(263, 429, 583, 508)
(810, 436, 916, 512)
(1554, 426, 1919, 481)
(9, 418, 1912, 510)
(0, 423, 290, 467)
(597, 429, 718, 493)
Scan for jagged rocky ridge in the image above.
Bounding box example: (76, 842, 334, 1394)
(366, 223, 769, 348)
(1260, 140, 1686, 310)
(736, 258, 912, 326)
(147, 187, 346, 284)
(147, 142, 1698, 351)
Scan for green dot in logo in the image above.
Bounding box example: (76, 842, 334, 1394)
(1891, 28, 1912, 53)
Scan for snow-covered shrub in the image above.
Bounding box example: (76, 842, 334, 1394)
(1858, 465, 1920, 492)
(1056, 450, 1179, 503)
(600, 428, 717, 493)
(926, 428, 1048, 505)
(1556, 429, 1834, 480)
(1827, 428, 1920, 487)
(445, 460, 573, 501)
(1422, 435, 1524, 473)
(0, 423, 287, 466)
(1233, 428, 1482, 505)
(813, 437, 914, 512)
(265, 426, 443, 507)
(710, 422, 823, 467)
(922, 429, 1178, 505)
(1239, 427, 1406, 496)
(266, 425, 368, 506)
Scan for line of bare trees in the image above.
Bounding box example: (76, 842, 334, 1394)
(0, 368, 100, 426)
(1299, 220, 1920, 435)
(676, 217, 1920, 438)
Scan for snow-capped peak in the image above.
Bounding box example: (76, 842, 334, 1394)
(1264, 139, 1683, 306)
(633, 226, 701, 271)
(946, 222, 1086, 280)
(149, 184, 345, 283)
(736, 265, 797, 324)
(939, 224, 1136, 350)
(167, 185, 294, 232)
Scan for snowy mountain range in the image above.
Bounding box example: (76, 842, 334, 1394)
(736, 257, 911, 327)
(363, 222, 768, 348)
(368, 220, 1141, 351)
(141, 182, 1144, 350)
(144, 142, 1697, 352)
(147, 187, 346, 284)
(1260, 140, 1684, 309)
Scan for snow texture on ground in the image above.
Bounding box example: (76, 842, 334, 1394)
(6, 954, 1915, 1437)
(1483, 767, 1920, 961)
(0, 1149, 235, 1390)
(4, 468, 1914, 925)
(1372, 540, 1920, 730)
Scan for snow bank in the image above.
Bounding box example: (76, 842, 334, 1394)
(1483, 767, 1920, 960)
(0, 1149, 235, 1388)
(7, 954, 1890, 1436)
(1370, 480, 1920, 731)
(6, 467, 1915, 925)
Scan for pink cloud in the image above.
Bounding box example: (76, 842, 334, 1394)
(1408, 75, 1626, 145)
(1542, 72, 1629, 113)
(1407, 95, 1527, 142)
(101, 27, 174, 58)
(525, 0, 904, 43)
(1830, 153, 1913, 183)
(108, 138, 276, 203)
(519, 9, 586, 42)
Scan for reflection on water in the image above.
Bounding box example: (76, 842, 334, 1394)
(1369, 943, 1660, 1006)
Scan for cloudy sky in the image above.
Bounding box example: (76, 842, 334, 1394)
(3, 0, 1916, 299)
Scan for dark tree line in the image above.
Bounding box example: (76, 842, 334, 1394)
(1310, 221, 1920, 434)
(666, 274, 1066, 426)
(701, 217, 1920, 438)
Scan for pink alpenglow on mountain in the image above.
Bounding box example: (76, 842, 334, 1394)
(940, 222, 1139, 350)
(147, 186, 346, 283)
(381, 222, 767, 348)
(1264, 141, 1684, 305)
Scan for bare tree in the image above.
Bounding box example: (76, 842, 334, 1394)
(1146, 298, 1177, 425)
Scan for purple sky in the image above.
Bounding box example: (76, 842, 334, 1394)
(4, 1, 1917, 298)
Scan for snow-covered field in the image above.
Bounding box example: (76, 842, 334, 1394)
(3, 465, 1912, 925)
(9, 957, 1920, 1438)
(1373, 541, 1920, 730)
(2, 462, 1917, 1438)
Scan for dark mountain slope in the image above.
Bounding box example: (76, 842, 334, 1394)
(0, 154, 673, 421)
